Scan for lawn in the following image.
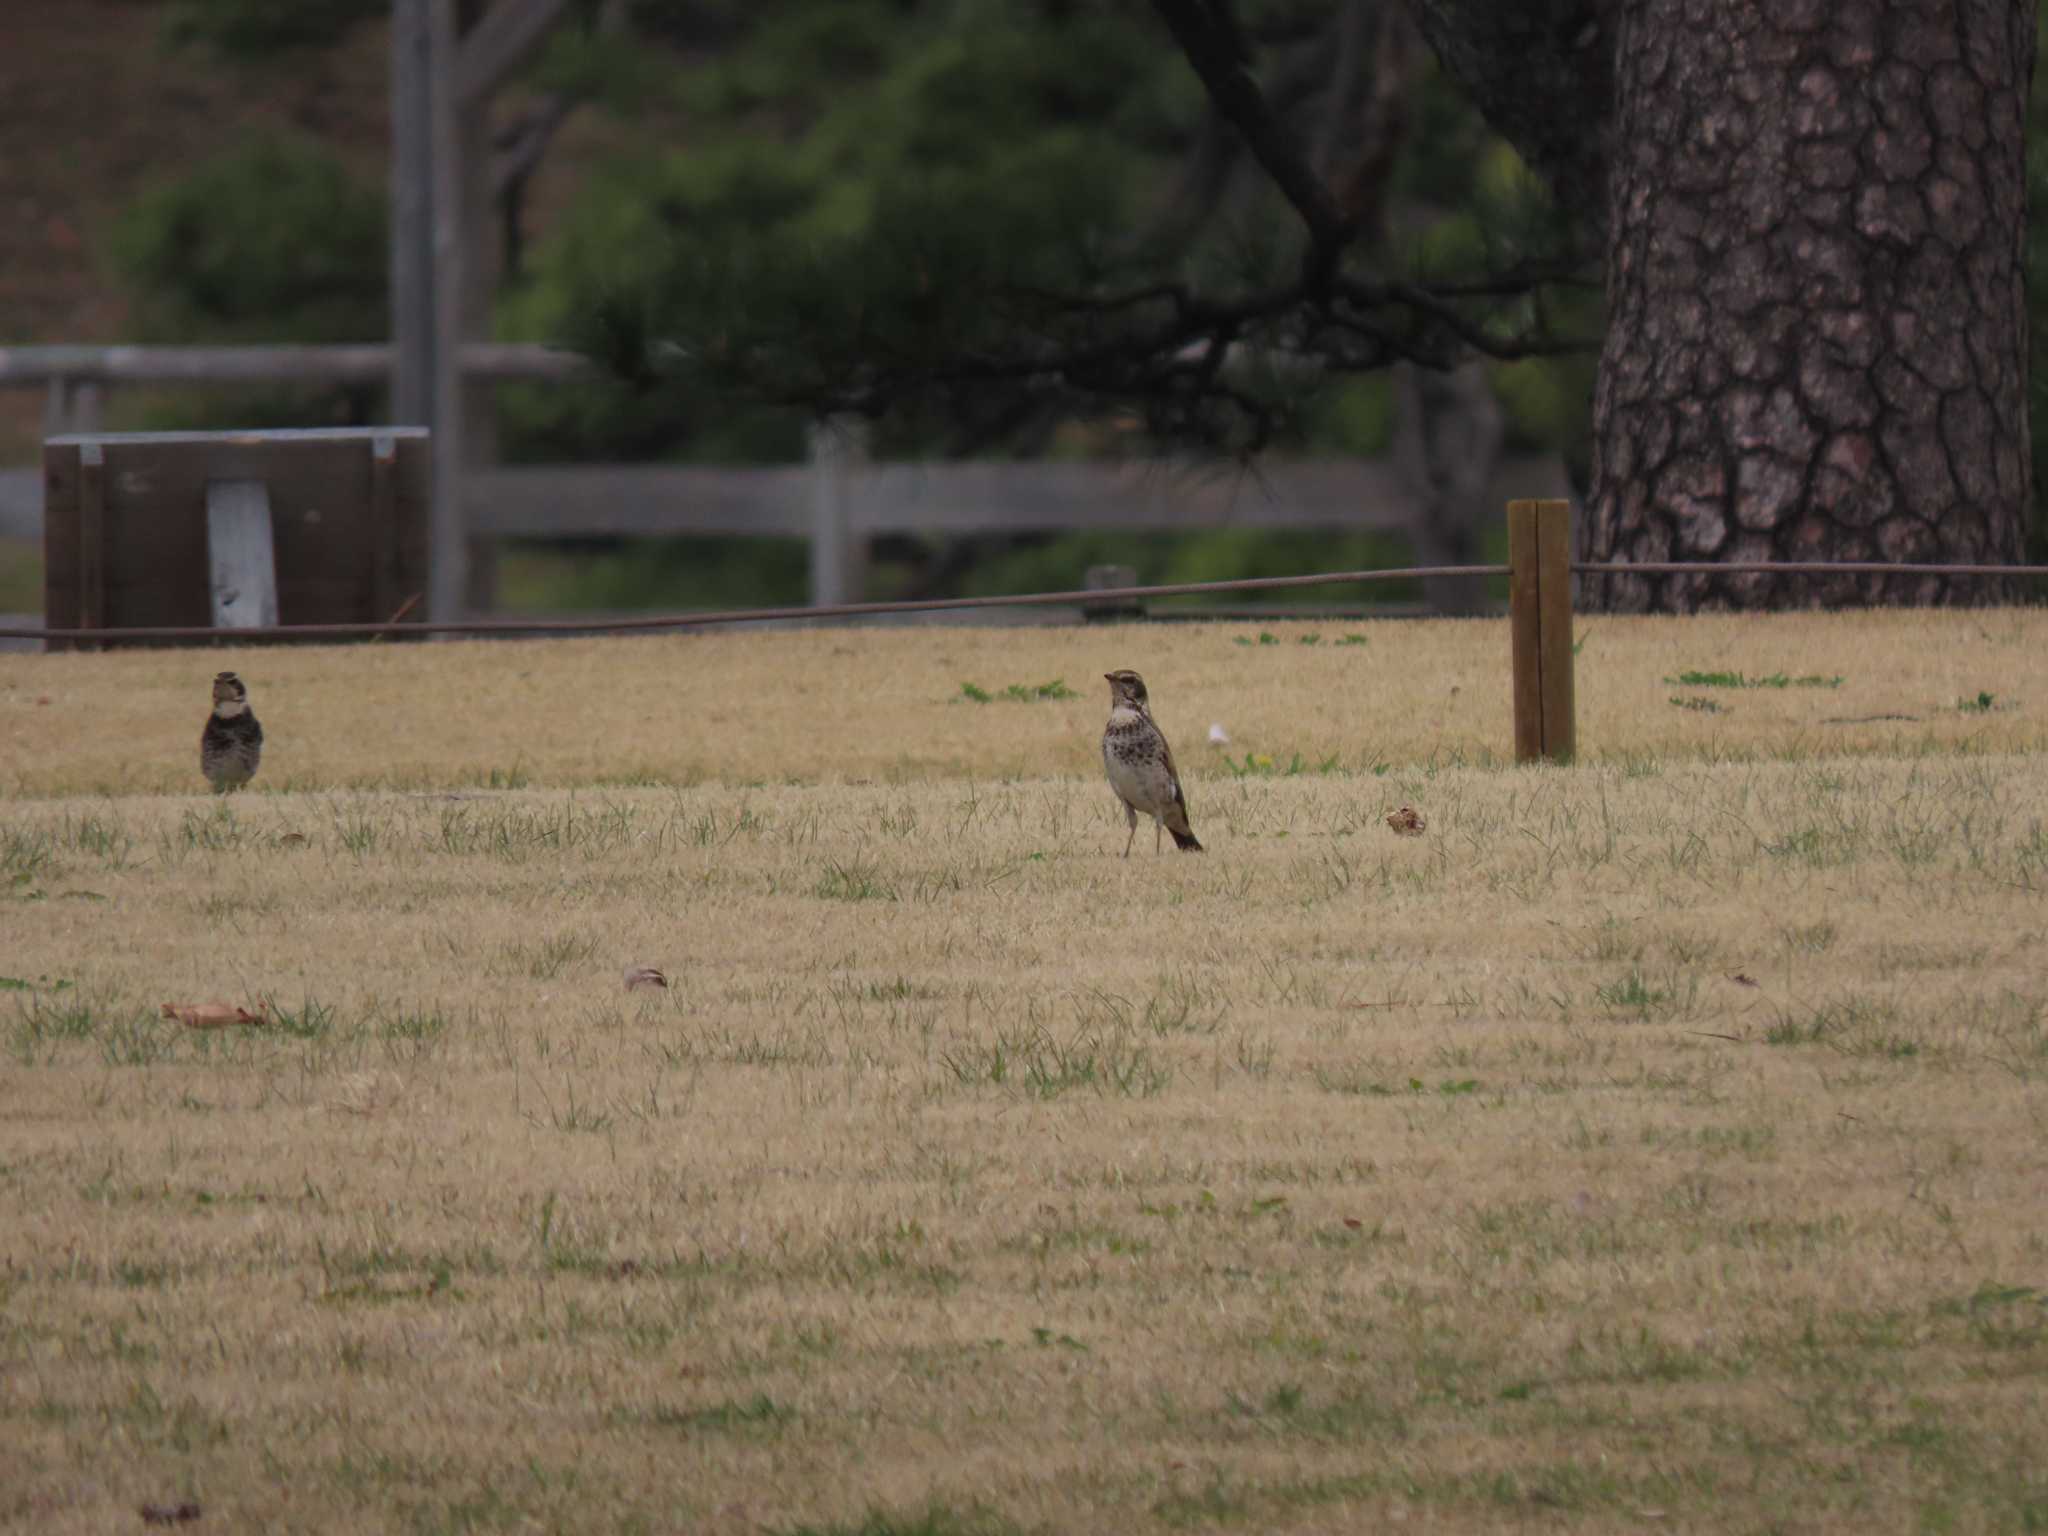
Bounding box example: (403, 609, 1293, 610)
(3, 611, 2047, 1534)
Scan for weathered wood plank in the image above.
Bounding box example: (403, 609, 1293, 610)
(205, 480, 280, 630)
(370, 434, 400, 620)
(428, 0, 468, 623)
(1535, 499, 1576, 763)
(26, 430, 433, 642)
(39, 443, 79, 638)
(0, 343, 584, 385)
(468, 465, 813, 537)
(45, 427, 431, 449)
(19, 450, 1566, 547)
(76, 443, 108, 644)
(1507, 499, 1543, 764)
(467, 456, 1567, 540)
(850, 460, 1418, 534)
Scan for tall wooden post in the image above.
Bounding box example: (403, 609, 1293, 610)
(425, 0, 468, 624)
(457, 86, 500, 614)
(389, 0, 434, 429)
(1508, 498, 1575, 764)
(399, 0, 571, 623)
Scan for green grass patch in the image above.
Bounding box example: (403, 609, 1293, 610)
(957, 679, 1078, 703)
(1665, 670, 1844, 689)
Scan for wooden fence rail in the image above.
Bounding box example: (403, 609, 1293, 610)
(1, 456, 1570, 546)
(14, 491, 2047, 773)
(0, 342, 587, 385)
(0, 342, 1570, 605)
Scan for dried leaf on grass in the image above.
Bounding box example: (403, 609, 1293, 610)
(623, 965, 669, 992)
(1727, 972, 1760, 988)
(161, 1002, 266, 1030)
(1385, 806, 1427, 837)
(140, 1503, 202, 1526)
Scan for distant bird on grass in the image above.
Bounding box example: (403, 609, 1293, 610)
(1102, 669, 1202, 857)
(200, 671, 263, 793)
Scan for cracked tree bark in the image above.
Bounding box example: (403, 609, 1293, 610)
(1582, 0, 2034, 610)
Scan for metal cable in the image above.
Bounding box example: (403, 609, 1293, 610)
(1, 565, 1508, 643)
(11, 559, 2045, 645)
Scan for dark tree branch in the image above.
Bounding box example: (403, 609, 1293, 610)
(1399, 0, 1619, 245)
(1149, 0, 1353, 286)
(492, 93, 579, 202)
(1310, 0, 1372, 180)
(1324, 1, 1417, 238)
(619, 1, 1601, 454)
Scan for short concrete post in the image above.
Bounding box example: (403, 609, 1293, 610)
(808, 417, 869, 608)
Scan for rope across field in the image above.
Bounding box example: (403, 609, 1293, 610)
(14, 494, 2048, 767)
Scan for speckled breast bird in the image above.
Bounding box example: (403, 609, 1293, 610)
(1102, 669, 1202, 857)
(199, 671, 263, 793)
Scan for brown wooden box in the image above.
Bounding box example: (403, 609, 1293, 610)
(42, 427, 430, 646)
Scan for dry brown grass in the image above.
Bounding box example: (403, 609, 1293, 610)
(3, 608, 2044, 797)
(3, 613, 2047, 1534)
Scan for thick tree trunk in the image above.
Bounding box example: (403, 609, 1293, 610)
(1583, 0, 2034, 611)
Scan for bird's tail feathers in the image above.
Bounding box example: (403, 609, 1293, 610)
(1170, 826, 1203, 852)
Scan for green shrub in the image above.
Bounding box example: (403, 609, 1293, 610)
(110, 137, 385, 343)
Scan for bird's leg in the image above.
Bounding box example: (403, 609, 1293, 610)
(1122, 803, 1138, 859)
(1154, 818, 1164, 855)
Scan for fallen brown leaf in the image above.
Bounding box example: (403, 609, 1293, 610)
(1727, 972, 1760, 988)
(1386, 806, 1427, 837)
(140, 1503, 202, 1526)
(623, 965, 668, 992)
(161, 1003, 266, 1030)
(278, 832, 309, 848)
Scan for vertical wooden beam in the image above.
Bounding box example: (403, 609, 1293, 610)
(389, 0, 435, 427)
(42, 440, 81, 649)
(426, 0, 467, 622)
(43, 378, 71, 439)
(205, 481, 280, 630)
(1507, 500, 1542, 763)
(69, 382, 105, 436)
(76, 442, 106, 645)
(458, 89, 500, 615)
(1535, 498, 1576, 763)
(1507, 498, 1575, 764)
(369, 433, 399, 620)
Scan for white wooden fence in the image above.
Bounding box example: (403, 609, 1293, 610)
(0, 343, 1572, 609)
